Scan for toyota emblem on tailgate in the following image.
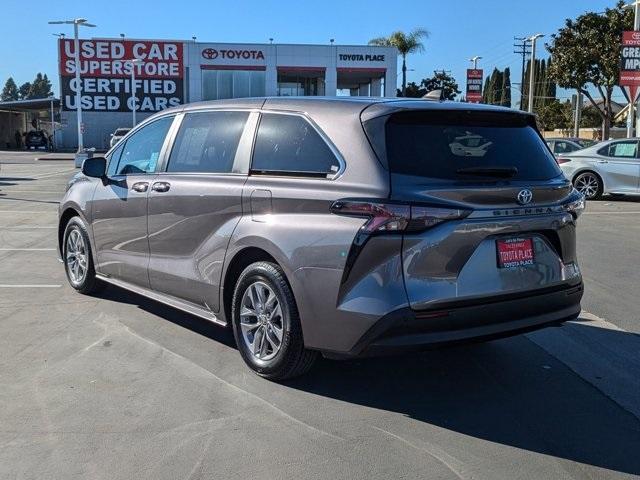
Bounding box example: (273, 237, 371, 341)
(517, 189, 533, 205)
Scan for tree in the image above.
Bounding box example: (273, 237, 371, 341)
(369, 28, 428, 96)
(536, 100, 573, 131)
(1, 77, 19, 101)
(500, 68, 512, 107)
(399, 82, 426, 98)
(422, 71, 460, 100)
(29, 73, 52, 99)
(547, 1, 633, 139)
(522, 59, 557, 111)
(18, 82, 31, 100)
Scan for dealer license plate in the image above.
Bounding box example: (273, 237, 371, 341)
(496, 237, 535, 268)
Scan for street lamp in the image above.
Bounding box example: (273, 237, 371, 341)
(48, 18, 96, 155)
(126, 58, 143, 127)
(469, 56, 482, 69)
(527, 33, 544, 113)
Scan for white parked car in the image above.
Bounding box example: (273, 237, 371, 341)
(557, 138, 640, 200)
(109, 128, 131, 148)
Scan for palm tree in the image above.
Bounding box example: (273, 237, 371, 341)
(369, 28, 428, 97)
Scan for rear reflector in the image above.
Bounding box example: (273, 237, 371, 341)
(556, 157, 571, 164)
(330, 200, 470, 234)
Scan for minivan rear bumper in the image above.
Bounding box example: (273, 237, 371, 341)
(331, 281, 583, 358)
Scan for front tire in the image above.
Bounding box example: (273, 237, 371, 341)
(574, 171, 603, 200)
(231, 261, 318, 380)
(63, 216, 101, 294)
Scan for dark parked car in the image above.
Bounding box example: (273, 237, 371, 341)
(25, 130, 48, 150)
(58, 97, 585, 379)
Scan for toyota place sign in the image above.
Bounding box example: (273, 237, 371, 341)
(620, 31, 640, 101)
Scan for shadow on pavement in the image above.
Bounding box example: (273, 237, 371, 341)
(96, 284, 640, 476)
(286, 329, 640, 476)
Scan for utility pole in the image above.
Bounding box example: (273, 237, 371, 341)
(527, 34, 544, 114)
(573, 92, 583, 138)
(514, 37, 531, 110)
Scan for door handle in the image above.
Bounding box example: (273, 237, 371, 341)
(131, 182, 149, 193)
(151, 181, 171, 193)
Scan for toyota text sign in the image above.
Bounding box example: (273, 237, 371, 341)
(466, 69, 483, 103)
(59, 39, 185, 112)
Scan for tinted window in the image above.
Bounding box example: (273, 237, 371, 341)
(167, 111, 248, 173)
(252, 114, 340, 176)
(385, 111, 562, 181)
(115, 116, 173, 175)
(598, 141, 639, 158)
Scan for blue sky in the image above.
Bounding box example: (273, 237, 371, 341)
(0, 0, 624, 102)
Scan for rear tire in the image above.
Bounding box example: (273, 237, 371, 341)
(573, 171, 603, 200)
(62, 216, 101, 294)
(231, 261, 318, 380)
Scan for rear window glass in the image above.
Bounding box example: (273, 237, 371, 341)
(385, 111, 562, 181)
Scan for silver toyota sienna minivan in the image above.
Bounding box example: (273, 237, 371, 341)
(58, 97, 585, 380)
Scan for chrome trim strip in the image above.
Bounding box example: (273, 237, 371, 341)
(96, 274, 227, 327)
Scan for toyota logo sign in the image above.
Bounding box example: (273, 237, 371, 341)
(517, 189, 533, 205)
(201, 48, 218, 59)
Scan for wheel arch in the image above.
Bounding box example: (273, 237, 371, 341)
(221, 246, 280, 326)
(572, 168, 606, 193)
(58, 205, 95, 263)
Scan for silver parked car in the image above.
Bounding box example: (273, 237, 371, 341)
(109, 128, 131, 148)
(58, 97, 585, 379)
(558, 138, 640, 199)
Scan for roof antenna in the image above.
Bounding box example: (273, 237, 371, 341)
(423, 89, 443, 101)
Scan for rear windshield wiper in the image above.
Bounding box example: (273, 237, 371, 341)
(455, 166, 518, 178)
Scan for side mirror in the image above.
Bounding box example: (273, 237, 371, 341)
(110, 133, 114, 137)
(82, 156, 107, 179)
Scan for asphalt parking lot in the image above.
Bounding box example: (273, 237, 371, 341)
(1, 151, 639, 480)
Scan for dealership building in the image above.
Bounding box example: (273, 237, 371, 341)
(55, 38, 398, 150)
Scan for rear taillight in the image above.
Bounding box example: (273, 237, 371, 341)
(556, 157, 571, 164)
(330, 200, 470, 234)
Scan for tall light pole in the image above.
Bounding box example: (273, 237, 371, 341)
(624, 1, 640, 137)
(527, 33, 544, 113)
(48, 18, 96, 154)
(127, 58, 143, 127)
(469, 56, 482, 69)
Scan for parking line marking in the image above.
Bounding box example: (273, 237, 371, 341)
(0, 190, 65, 194)
(0, 210, 57, 214)
(32, 169, 76, 179)
(0, 248, 56, 251)
(3, 226, 56, 229)
(0, 284, 61, 288)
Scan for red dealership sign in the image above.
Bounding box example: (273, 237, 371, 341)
(620, 31, 640, 102)
(58, 38, 184, 112)
(466, 69, 483, 103)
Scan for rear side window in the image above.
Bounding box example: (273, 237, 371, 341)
(384, 111, 562, 181)
(251, 113, 340, 177)
(598, 141, 639, 158)
(167, 111, 249, 173)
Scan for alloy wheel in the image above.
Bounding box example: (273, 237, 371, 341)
(66, 228, 88, 284)
(239, 281, 284, 361)
(574, 173, 599, 199)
